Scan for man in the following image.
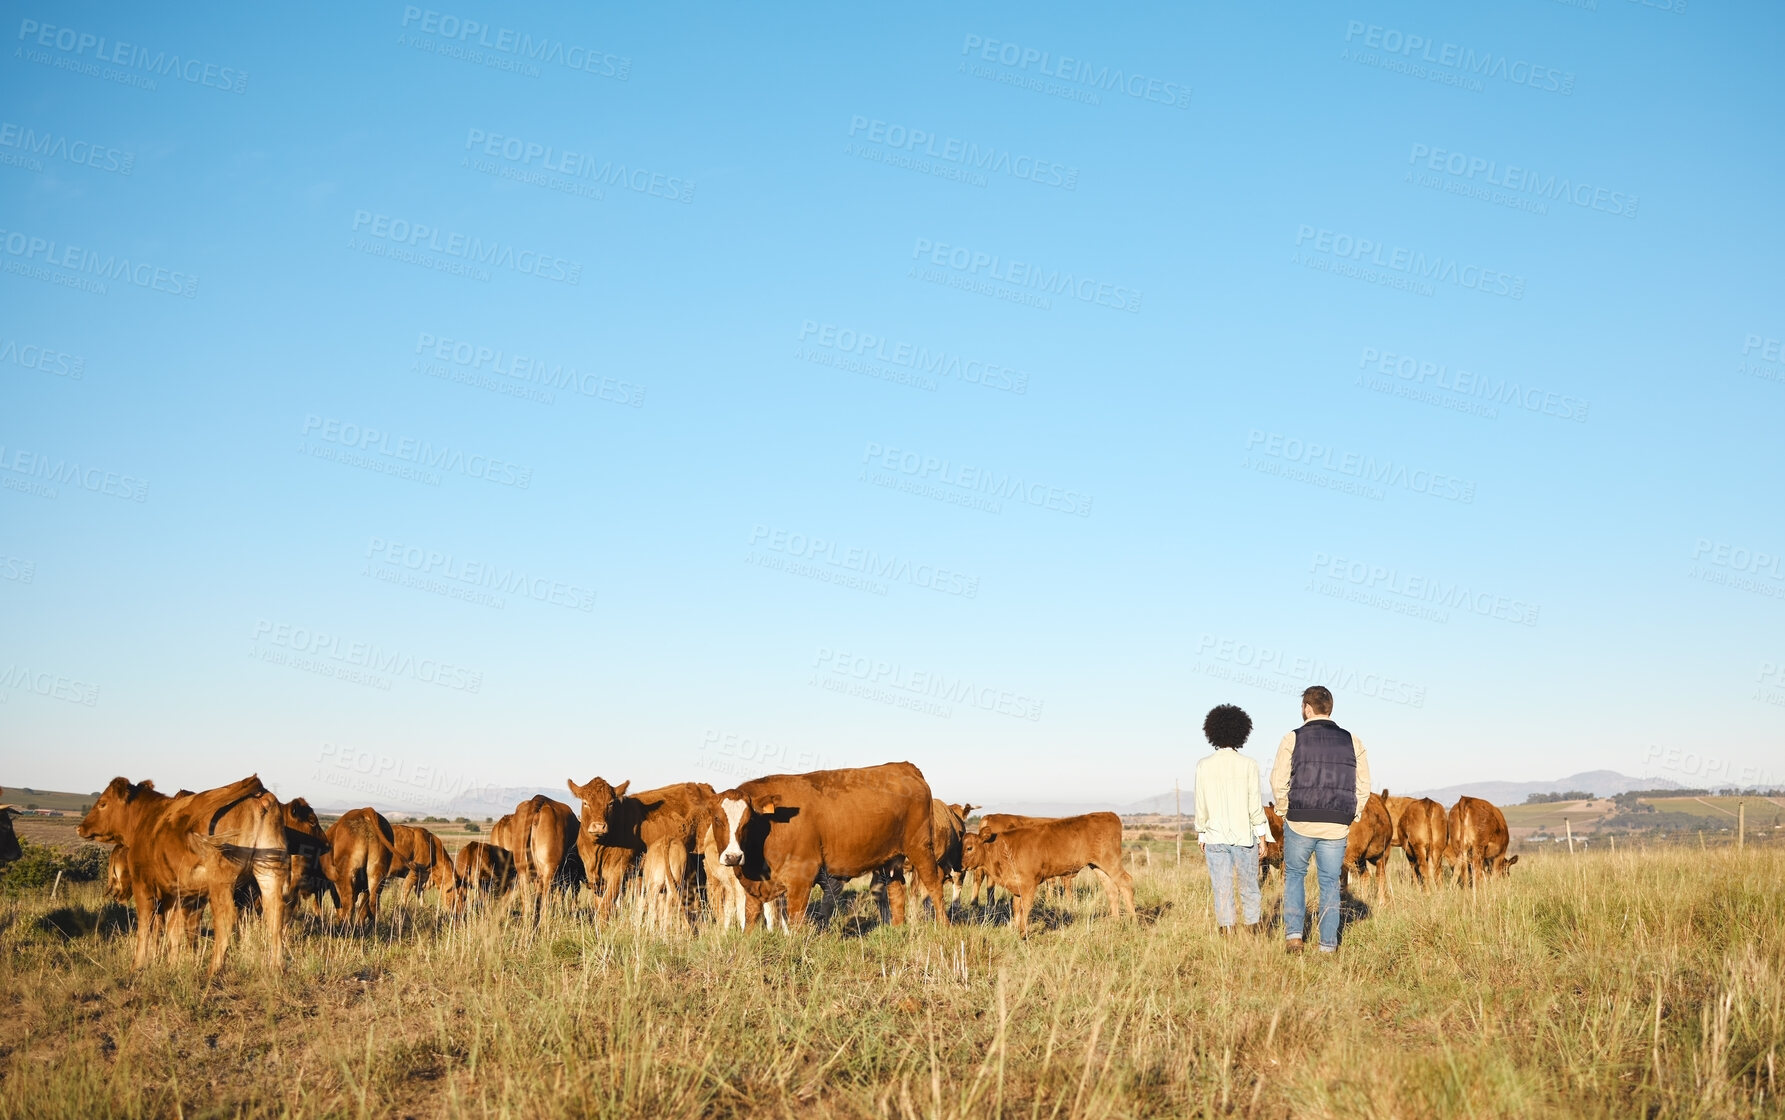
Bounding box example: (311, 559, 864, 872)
(1269, 685, 1371, 955)
(1194, 704, 1273, 936)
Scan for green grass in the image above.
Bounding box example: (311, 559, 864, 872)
(0, 848, 1779, 1118)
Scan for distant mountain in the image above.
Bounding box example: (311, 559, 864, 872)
(1406, 770, 1681, 805)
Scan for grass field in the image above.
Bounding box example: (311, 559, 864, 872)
(1, 845, 1779, 1118)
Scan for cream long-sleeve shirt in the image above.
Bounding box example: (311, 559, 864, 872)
(1193, 749, 1273, 847)
(1269, 718, 1372, 840)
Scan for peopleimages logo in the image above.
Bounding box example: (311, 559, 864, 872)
(0, 121, 133, 174)
(1294, 225, 1524, 300)
(413, 331, 645, 407)
(813, 647, 1044, 722)
(250, 619, 483, 693)
(349, 211, 582, 285)
(365, 536, 595, 612)
(796, 321, 1029, 394)
(748, 524, 980, 598)
(958, 34, 1190, 109)
(910, 237, 1142, 313)
(1193, 633, 1427, 709)
(398, 7, 629, 79)
(1340, 20, 1575, 95)
(1407, 144, 1637, 218)
(463, 128, 693, 203)
(1308, 550, 1540, 626)
(15, 18, 248, 93)
(0, 338, 84, 380)
(0, 227, 199, 298)
(1244, 430, 1476, 504)
(0, 664, 99, 708)
(0, 442, 148, 502)
(1358, 346, 1589, 423)
(300, 415, 533, 489)
(861, 441, 1093, 517)
(846, 116, 1078, 190)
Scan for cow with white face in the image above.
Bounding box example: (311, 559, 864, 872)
(712, 762, 950, 933)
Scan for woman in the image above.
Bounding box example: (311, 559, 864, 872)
(1194, 704, 1272, 935)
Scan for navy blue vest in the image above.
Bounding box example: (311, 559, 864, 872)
(1288, 719, 1358, 825)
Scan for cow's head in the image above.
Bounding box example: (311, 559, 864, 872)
(960, 831, 994, 872)
(567, 777, 629, 838)
(713, 789, 779, 867)
(1497, 854, 1520, 876)
(78, 777, 151, 845)
(281, 797, 330, 857)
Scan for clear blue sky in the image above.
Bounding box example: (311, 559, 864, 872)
(3, 0, 1781, 809)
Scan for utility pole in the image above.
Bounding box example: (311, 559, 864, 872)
(1175, 779, 1183, 867)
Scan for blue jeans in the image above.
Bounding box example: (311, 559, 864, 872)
(1203, 844, 1261, 928)
(1282, 827, 1347, 948)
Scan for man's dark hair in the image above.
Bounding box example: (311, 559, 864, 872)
(1203, 704, 1252, 749)
(1301, 685, 1334, 716)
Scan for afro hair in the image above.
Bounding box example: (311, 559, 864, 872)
(1203, 704, 1253, 749)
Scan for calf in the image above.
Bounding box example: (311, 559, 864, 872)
(504, 796, 583, 923)
(1446, 796, 1517, 885)
(959, 812, 1135, 938)
(568, 778, 730, 930)
(1342, 792, 1394, 906)
(78, 775, 288, 975)
(322, 808, 405, 928)
(1382, 792, 1448, 890)
(453, 840, 516, 908)
(390, 824, 463, 911)
(1258, 803, 1286, 883)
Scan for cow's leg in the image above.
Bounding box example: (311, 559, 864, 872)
(132, 889, 157, 969)
(1012, 884, 1034, 938)
(256, 859, 288, 969)
(207, 883, 235, 977)
(904, 854, 950, 928)
(1090, 867, 1123, 919)
(778, 864, 820, 930)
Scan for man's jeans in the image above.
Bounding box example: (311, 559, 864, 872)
(1203, 843, 1261, 928)
(1282, 827, 1348, 948)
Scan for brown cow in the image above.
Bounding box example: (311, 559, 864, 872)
(959, 813, 1135, 938)
(278, 798, 330, 909)
(568, 779, 730, 930)
(851, 799, 981, 923)
(506, 795, 582, 923)
(77, 775, 288, 974)
(453, 840, 515, 908)
(321, 807, 405, 927)
(1258, 803, 1286, 883)
(1341, 792, 1394, 906)
(1382, 792, 1448, 890)
(964, 812, 1085, 906)
(389, 824, 463, 911)
(1446, 796, 1518, 885)
(713, 762, 949, 932)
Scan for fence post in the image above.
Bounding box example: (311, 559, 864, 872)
(1175, 779, 1183, 867)
(1738, 800, 1746, 850)
(1565, 817, 1574, 856)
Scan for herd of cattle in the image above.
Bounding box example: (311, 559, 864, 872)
(0, 765, 1519, 975)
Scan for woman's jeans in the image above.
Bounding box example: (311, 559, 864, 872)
(1203, 843, 1261, 928)
(1282, 827, 1348, 948)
